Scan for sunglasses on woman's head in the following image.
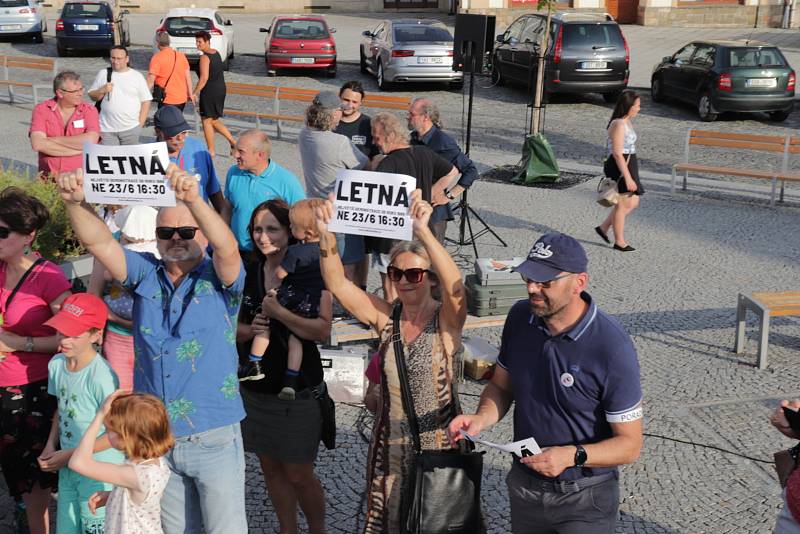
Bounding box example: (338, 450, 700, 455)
(155, 226, 199, 240)
(0, 227, 12, 239)
(386, 266, 431, 284)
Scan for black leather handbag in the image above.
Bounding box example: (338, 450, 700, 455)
(392, 304, 484, 534)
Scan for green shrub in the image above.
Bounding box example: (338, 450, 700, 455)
(0, 168, 85, 261)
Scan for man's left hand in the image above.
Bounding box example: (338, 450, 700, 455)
(431, 189, 449, 207)
(166, 164, 200, 204)
(520, 445, 575, 478)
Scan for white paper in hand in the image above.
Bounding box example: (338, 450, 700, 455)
(327, 169, 415, 242)
(462, 431, 542, 458)
(83, 142, 175, 207)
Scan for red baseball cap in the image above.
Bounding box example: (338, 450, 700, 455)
(44, 293, 107, 337)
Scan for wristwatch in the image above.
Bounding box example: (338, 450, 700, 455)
(445, 190, 456, 200)
(25, 336, 34, 352)
(574, 445, 587, 467)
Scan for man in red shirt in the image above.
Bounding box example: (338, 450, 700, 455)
(29, 71, 100, 178)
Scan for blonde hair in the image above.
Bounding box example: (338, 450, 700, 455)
(104, 394, 174, 460)
(372, 112, 409, 145)
(289, 199, 324, 240)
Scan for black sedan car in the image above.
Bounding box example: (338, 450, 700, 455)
(651, 40, 794, 122)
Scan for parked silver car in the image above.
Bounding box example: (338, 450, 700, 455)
(360, 19, 462, 90)
(0, 0, 46, 43)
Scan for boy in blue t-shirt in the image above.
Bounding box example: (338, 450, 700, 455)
(37, 293, 124, 534)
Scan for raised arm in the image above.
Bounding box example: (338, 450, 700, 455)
(57, 170, 127, 282)
(166, 166, 240, 286)
(410, 189, 466, 332)
(69, 392, 140, 491)
(315, 195, 392, 332)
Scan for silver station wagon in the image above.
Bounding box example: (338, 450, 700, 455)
(360, 19, 463, 90)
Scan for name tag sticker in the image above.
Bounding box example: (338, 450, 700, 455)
(73, 119, 85, 129)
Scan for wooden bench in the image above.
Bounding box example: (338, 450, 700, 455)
(672, 130, 800, 206)
(0, 55, 57, 78)
(0, 79, 50, 104)
(735, 291, 800, 369)
(328, 313, 507, 346)
(220, 82, 411, 139)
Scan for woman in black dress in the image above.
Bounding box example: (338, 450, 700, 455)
(236, 199, 332, 534)
(193, 30, 236, 157)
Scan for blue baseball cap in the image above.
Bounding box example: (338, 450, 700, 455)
(153, 105, 191, 138)
(513, 233, 588, 282)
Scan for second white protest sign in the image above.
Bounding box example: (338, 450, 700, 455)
(327, 169, 416, 242)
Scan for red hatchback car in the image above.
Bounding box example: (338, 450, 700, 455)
(260, 16, 337, 77)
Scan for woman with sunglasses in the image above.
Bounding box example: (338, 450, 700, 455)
(315, 190, 469, 533)
(236, 199, 331, 534)
(0, 187, 73, 534)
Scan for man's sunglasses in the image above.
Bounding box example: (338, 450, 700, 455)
(155, 226, 199, 240)
(0, 226, 12, 239)
(386, 266, 431, 284)
(521, 272, 574, 289)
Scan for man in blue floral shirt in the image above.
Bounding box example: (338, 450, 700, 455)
(57, 165, 247, 534)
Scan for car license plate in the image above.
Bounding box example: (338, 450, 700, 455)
(580, 61, 607, 69)
(417, 57, 443, 64)
(0, 25, 22, 31)
(291, 57, 315, 64)
(746, 78, 777, 88)
(75, 24, 99, 31)
(178, 48, 198, 55)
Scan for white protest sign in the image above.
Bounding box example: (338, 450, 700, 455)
(327, 169, 415, 242)
(82, 142, 175, 207)
(462, 432, 542, 458)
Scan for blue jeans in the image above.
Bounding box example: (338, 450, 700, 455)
(161, 423, 247, 534)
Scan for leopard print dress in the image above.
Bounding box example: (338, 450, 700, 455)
(363, 302, 462, 533)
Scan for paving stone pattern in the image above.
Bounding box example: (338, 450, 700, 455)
(1, 23, 800, 533)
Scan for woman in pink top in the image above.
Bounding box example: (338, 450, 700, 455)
(0, 187, 72, 534)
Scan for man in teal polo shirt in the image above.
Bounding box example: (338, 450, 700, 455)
(222, 129, 305, 251)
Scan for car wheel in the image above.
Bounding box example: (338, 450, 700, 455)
(651, 76, 665, 103)
(602, 90, 622, 104)
(230, 46, 235, 59)
(326, 63, 337, 78)
(57, 44, 67, 57)
(491, 60, 504, 86)
(377, 61, 391, 91)
(32, 31, 43, 44)
(223, 54, 230, 71)
(450, 80, 464, 90)
(768, 110, 791, 122)
(265, 59, 276, 77)
(359, 49, 368, 74)
(697, 92, 718, 122)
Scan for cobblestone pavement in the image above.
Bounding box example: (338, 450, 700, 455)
(1, 22, 800, 534)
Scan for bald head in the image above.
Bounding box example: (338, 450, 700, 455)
(235, 129, 271, 174)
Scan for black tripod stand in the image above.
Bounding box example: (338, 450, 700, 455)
(446, 43, 507, 258)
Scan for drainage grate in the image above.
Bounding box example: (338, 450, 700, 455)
(481, 165, 596, 190)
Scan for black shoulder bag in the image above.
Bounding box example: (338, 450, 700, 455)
(392, 303, 484, 534)
(94, 67, 112, 113)
(152, 50, 177, 105)
(0, 258, 45, 326)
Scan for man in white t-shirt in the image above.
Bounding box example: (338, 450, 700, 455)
(89, 46, 152, 146)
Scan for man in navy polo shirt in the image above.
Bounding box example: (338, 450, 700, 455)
(450, 232, 643, 533)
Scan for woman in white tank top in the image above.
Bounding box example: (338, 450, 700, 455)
(595, 91, 643, 252)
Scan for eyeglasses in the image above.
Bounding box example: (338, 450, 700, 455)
(0, 227, 11, 239)
(166, 131, 189, 141)
(387, 266, 431, 284)
(59, 86, 84, 94)
(521, 272, 574, 289)
(155, 226, 199, 240)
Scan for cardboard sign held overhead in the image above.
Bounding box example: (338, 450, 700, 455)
(327, 169, 416, 242)
(82, 142, 176, 207)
